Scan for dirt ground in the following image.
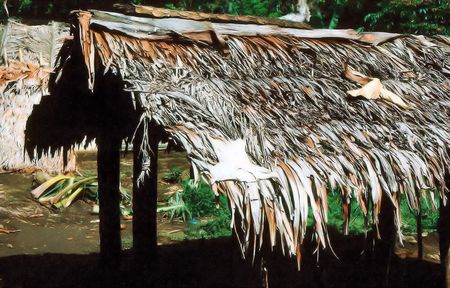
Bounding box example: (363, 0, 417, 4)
(0, 151, 189, 257)
(0, 151, 447, 287)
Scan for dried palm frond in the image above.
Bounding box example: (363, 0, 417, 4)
(0, 21, 70, 173)
(31, 175, 130, 210)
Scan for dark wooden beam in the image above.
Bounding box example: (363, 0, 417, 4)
(439, 176, 450, 288)
(97, 134, 122, 266)
(377, 193, 397, 288)
(133, 125, 160, 261)
(417, 191, 423, 260)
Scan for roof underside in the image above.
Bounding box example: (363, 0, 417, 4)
(34, 8, 450, 265)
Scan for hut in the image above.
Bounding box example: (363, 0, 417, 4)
(25, 4, 450, 284)
(0, 20, 76, 173)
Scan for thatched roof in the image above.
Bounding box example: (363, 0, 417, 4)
(27, 7, 450, 265)
(0, 20, 75, 173)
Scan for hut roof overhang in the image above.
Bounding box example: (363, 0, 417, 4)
(27, 6, 450, 265)
(0, 20, 73, 173)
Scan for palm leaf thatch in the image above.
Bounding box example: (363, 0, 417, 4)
(27, 7, 450, 266)
(0, 20, 74, 173)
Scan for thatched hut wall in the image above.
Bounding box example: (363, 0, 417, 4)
(0, 20, 75, 173)
(27, 8, 450, 265)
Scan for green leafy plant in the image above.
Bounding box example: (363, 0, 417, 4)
(157, 191, 192, 222)
(157, 178, 232, 239)
(191, 208, 232, 239)
(181, 179, 226, 217)
(364, 0, 449, 36)
(162, 167, 183, 183)
(182, 179, 232, 238)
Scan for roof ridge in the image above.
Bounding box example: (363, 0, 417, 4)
(112, 3, 311, 30)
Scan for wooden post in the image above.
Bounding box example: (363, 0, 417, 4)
(439, 175, 450, 287)
(377, 194, 396, 288)
(97, 135, 122, 266)
(417, 191, 423, 259)
(133, 125, 160, 261)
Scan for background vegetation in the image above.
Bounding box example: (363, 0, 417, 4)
(161, 167, 438, 241)
(1, 0, 448, 35)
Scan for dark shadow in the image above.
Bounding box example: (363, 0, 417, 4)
(25, 33, 137, 163)
(0, 235, 443, 288)
(264, 228, 444, 288)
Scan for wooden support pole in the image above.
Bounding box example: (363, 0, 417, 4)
(377, 194, 396, 288)
(97, 135, 122, 266)
(417, 193, 424, 260)
(438, 176, 450, 288)
(133, 126, 159, 260)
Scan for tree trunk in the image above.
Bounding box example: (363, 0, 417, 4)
(97, 135, 122, 267)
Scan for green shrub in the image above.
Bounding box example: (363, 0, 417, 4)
(157, 191, 192, 222)
(182, 179, 223, 217)
(162, 167, 183, 183)
(182, 179, 232, 239)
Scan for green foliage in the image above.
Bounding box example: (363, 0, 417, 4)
(157, 191, 192, 221)
(182, 179, 224, 217)
(183, 179, 232, 239)
(18, 0, 32, 13)
(162, 166, 183, 183)
(364, 0, 449, 36)
(308, 190, 368, 235)
(400, 195, 439, 234)
(164, 3, 186, 11)
(187, 209, 232, 239)
(315, 190, 439, 235)
(163, 0, 296, 17)
(159, 178, 232, 239)
(303, 0, 370, 29)
(161, 175, 438, 240)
